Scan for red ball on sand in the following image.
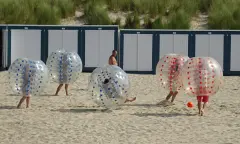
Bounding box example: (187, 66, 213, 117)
(187, 102, 193, 108)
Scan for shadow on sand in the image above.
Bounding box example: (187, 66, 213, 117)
(132, 112, 196, 117)
(121, 103, 158, 107)
(39, 94, 59, 97)
(51, 108, 112, 113)
(6, 93, 59, 97)
(71, 88, 88, 92)
(0, 106, 17, 109)
(6, 94, 19, 96)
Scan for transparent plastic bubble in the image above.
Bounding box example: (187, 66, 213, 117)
(179, 57, 223, 97)
(46, 49, 83, 84)
(156, 53, 189, 91)
(8, 58, 49, 96)
(88, 65, 130, 109)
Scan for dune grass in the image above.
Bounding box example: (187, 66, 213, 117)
(0, 0, 239, 29)
(83, 0, 111, 25)
(208, 0, 240, 29)
(0, 0, 74, 24)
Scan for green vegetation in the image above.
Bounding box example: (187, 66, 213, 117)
(208, 0, 240, 29)
(0, 0, 75, 24)
(83, 0, 111, 25)
(0, 0, 240, 29)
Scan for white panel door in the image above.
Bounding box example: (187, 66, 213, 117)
(159, 34, 174, 58)
(11, 30, 41, 62)
(173, 34, 188, 56)
(63, 30, 78, 53)
(99, 30, 115, 67)
(230, 35, 240, 71)
(48, 30, 63, 55)
(123, 34, 137, 71)
(24, 30, 41, 61)
(137, 34, 152, 71)
(195, 34, 209, 57)
(85, 30, 99, 67)
(209, 35, 224, 69)
(11, 30, 25, 63)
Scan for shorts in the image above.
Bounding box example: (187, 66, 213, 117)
(197, 96, 209, 103)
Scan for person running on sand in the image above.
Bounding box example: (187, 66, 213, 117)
(195, 83, 210, 116)
(157, 59, 180, 106)
(108, 50, 136, 103)
(55, 55, 69, 96)
(196, 69, 210, 116)
(17, 64, 32, 108)
(197, 94, 209, 116)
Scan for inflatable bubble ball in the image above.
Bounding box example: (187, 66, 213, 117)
(156, 53, 189, 92)
(46, 50, 83, 84)
(88, 65, 130, 109)
(8, 58, 49, 96)
(179, 57, 223, 97)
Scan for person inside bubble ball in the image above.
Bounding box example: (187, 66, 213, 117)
(17, 64, 32, 108)
(55, 56, 69, 96)
(103, 78, 126, 101)
(195, 68, 210, 116)
(196, 86, 209, 116)
(103, 78, 116, 98)
(108, 50, 136, 103)
(158, 58, 180, 106)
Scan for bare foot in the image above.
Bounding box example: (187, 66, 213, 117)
(164, 101, 175, 107)
(170, 102, 175, 105)
(200, 109, 204, 116)
(124, 97, 136, 103)
(156, 100, 168, 105)
(17, 105, 21, 109)
(130, 97, 136, 102)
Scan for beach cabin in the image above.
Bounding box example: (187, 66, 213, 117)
(1, 24, 240, 76)
(0, 25, 118, 72)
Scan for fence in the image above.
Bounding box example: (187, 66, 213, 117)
(0, 25, 239, 75)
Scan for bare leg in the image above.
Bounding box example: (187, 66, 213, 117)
(156, 91, 173, 105)
(55, 84, 63, 96)
(17, 97, 26, 108)
(26, 97, 30, 108)
(201, 102, 207, 116)
(171, 91, 178, 103)
(166, 91, 173, 101)
(124, 97, 136, 103)
(65, 84, 69, 96)
(197, 101, 202, 115)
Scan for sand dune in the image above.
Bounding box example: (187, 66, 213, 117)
(0, 71, 239, 144)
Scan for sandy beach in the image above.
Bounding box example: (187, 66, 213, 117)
(0, 71, 240, 144)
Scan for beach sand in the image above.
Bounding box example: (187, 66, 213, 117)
(0, 71, 239, 144)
